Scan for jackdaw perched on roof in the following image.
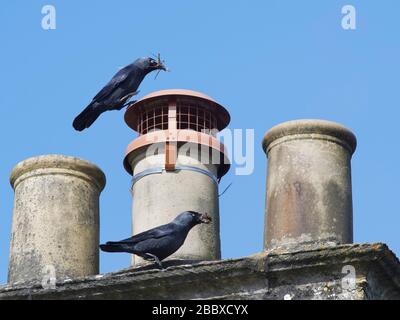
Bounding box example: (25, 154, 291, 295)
(73, 55, 167, 131)
(100, 211, 212, 269)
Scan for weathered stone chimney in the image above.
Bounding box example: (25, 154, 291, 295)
(262, 120, 357, 249)
(123, 89, 230, 265)
(8, 155, 106, 284)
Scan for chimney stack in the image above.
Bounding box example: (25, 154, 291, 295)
(262, 120, 357, 249)
(123, 89, 230, 265)
(8, 155, 106, 284)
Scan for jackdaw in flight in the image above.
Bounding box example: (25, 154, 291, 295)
(73, 55, 167, 131)
(100, 211, 212, 269)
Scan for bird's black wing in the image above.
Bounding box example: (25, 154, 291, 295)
(92, 65, 132, 102)
(116, 223, 175, 244)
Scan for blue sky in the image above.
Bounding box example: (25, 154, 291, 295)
(1, 1, 399, 284)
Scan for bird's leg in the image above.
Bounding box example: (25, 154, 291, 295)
(117, 91, 140, 110)
(145, 253, 163, 269)
(121, 100, 137, 109)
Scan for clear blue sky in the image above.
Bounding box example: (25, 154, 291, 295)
(1, 1, 399, 284)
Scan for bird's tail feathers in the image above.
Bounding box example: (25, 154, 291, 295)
(73, 102, 104, 131)
(100, 241, 128, 253)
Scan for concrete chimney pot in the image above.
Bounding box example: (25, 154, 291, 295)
(8, 154, 106, 285)
(127, 150, 221, 265)
(262, 120, 357, 249)
(123, 89, 231, 266)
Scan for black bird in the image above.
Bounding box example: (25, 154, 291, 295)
(73, 55, 167, 131)
(100, 211, 212, 268)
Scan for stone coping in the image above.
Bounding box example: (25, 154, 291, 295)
(0, 243, 398, 300)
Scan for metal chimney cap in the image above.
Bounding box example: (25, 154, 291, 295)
(124, 89, 230, 131)
(136, 89, 218, 104)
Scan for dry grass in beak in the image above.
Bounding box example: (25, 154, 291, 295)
(200, 212, 212, 224)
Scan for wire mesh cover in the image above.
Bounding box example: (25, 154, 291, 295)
(137, 102, 218, 135)
(137, 103, 168, 134)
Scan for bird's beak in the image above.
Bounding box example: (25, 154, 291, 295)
(158, 63, 168, 72)
(199, 212, 212, 224)
(154, 53, 169, 72)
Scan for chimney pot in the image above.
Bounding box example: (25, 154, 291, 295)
(123, 89, 230, 266)
(263, 119, 357, 249)
(8, 154, 105, 284)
